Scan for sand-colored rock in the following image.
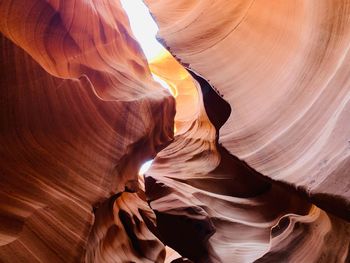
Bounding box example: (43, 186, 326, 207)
(145, 49, 350, 262)
(85, 192, 165, 262)
(1, 0, 349, 262)
(145, 0, 350, 219)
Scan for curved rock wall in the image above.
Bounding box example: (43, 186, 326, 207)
(1, 0, 349, 262)
(145, 0, 350, 219)
(0, 0, 174, 261)
(144, 52, 350, 262)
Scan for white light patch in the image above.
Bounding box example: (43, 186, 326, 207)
(138, 160, 154, 175)
(152, 73, 171, 91)
(121, 0, 164, 61)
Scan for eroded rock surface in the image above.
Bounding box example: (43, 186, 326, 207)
(145, 53, 350, 262)
(1, 0, 349, 262)
(0, 1, 174, 261)
(146, 0, 350, 219)
(85, 192, 165, 263)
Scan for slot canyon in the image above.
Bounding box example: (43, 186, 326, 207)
(0, 0, 349, 262)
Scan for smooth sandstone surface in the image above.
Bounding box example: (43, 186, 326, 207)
(0, 0, 349, 262)
(145, 52, 350, 262)
(145, 0, 350, 218)
(0, 0, 174, 262)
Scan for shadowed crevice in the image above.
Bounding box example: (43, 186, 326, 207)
(188, 68, 349, 222)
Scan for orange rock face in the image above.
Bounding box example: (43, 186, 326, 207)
(1, 0, 349, 262)
(0, 0, 174, 261)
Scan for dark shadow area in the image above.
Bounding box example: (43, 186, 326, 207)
(187, 70, 231, 136)
(145, 177, 215, 263)
(171, 258, 193, 263)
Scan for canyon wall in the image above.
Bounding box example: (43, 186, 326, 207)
(0, 0, 349, 262)
(0, 0, 174, 262)
(144, 0, 350, 261)
(146, 51, 350, 262)
(145, 0, 350, 218)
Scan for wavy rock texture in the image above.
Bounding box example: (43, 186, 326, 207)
(1, 0, 350, 262)
(145, 52, 350, 262)
(85, 192, 165, 262)
(0, 0, 174, 262)
(145, 0, 350, 220)
(0, 0, 165, 101)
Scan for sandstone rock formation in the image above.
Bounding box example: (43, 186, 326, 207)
(145, 51, 350, 263)
(145, 0, 350, 220)
(0, 1, 173, 261)
(1, 0, 349, 262)
(145, 0, 350, 261)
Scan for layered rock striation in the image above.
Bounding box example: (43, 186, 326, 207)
(0, 0, 174, 261)
(145, 52, 350, 262)
(145, 0, 350, 220)
(0, 0, 349, 262)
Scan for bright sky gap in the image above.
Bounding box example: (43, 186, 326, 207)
(121, 1, 168, 175)
(120, 0, 164, 61)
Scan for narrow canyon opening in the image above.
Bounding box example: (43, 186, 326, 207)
(119, 1, 350, 262)
(120, 2, 350, 262)
(0, 0, 349, 262)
